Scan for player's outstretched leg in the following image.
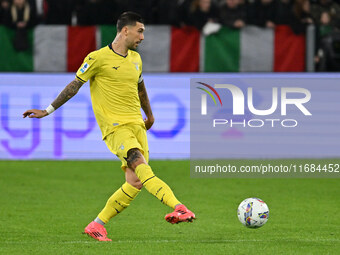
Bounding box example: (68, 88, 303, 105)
(84, 180, 141, 241)
(127, 148, 195, 224)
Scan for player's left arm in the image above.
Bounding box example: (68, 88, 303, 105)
(138, 80, 154, 130)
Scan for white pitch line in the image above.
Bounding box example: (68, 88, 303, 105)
(2, 239, 339, 244)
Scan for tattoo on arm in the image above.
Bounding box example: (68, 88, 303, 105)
(138, 81, 153, 118)
(51, 79, 84, 110)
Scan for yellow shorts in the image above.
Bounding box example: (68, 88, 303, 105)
(104, 123, 149, 171)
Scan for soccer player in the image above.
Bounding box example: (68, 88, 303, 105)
(22, 12, 195, 242)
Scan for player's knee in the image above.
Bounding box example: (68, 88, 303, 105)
(126, 148, 147, 170)
(125, 167, 143, 190)
(130, 180, 143, 190)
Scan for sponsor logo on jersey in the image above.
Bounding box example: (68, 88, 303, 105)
(80, 63, 89, 73)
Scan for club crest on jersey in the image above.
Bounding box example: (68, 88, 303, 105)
(133, 62, 139, 70)
(80, 62, 90, 73)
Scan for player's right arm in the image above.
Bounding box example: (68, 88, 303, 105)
(23, 50, 98, 119)
(22, 78, 84, 119)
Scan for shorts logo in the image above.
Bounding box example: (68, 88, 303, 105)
(80, 63, 89, 73)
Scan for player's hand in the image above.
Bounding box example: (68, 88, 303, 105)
(23, 109, 48, 119)
(144, 116, 154, 130)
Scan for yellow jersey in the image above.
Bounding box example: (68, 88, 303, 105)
(76, 44, 144, 140)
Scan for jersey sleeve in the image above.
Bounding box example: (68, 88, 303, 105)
(75, 51, 99, 83)
(138, 53, 143, 84)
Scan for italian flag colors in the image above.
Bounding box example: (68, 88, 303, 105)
(0, 25, 309, 72)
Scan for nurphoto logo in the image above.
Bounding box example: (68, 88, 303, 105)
(197, 82, 312, 128)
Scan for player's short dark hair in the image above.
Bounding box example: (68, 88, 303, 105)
(117, 12, 144, 32)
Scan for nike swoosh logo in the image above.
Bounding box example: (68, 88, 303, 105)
(112, 66, 120, 70)
(88, 57, 95, 60)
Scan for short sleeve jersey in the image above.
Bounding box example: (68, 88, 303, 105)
(76, 44, 144, 139)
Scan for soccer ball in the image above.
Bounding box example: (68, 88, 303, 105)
(237, 198, 269, 228)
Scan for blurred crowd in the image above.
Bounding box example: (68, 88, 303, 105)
(1, 0, 340, 30)
(1, 0, 340, 70)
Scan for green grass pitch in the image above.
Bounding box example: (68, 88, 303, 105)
(0, 160, 339, 254)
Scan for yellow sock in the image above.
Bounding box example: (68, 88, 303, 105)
(97, 182, 140, 223)
(135, 164, 181, 209)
